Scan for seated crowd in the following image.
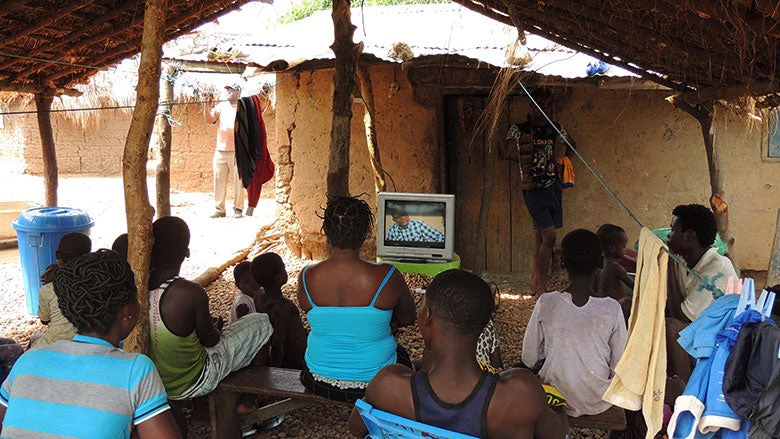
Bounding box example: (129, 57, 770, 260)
(0, 199, 749, 438)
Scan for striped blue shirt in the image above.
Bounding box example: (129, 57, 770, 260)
(0, 335, 169, 438)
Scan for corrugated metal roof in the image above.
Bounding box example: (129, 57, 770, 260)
(172, 4, 635, 78)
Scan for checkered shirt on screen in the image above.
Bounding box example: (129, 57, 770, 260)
(386, 220, 444, 243)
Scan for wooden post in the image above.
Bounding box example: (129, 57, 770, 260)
(122, 0, 168, 354)
(474, 135, 497, 277)
(326, 0, 363, 198)
(768, 209, 780, 286)
(34, 94, 57, 206)
(672, 99, 740, 272)
(155, 64, 174, 218)
(356, 65, 387, 193)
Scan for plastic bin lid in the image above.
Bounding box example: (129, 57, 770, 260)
(12, 207, 94, 233)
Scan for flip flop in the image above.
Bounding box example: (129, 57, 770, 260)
(241, 414, 286, 438)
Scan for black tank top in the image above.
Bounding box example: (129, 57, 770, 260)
(411, 371, 498, 438)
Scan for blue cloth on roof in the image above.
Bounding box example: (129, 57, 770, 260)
(302, 265, 398, 383)
(678, 295, 739, 359)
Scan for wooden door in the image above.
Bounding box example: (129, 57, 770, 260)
(444, 95, 534, 273)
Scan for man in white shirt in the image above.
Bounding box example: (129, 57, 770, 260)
(206, 84, 245, 218)
(665, 203, 737, 380)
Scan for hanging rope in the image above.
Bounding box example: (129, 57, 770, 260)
(517, 81, 723, 299)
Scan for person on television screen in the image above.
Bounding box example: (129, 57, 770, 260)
(386, 209, 445, 243)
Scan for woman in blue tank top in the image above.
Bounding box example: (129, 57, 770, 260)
(297, 196, 417, 402)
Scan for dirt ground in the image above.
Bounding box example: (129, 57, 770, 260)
(0, 165, 276, 347)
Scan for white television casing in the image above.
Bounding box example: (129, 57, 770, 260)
(376, 191, 455, 262)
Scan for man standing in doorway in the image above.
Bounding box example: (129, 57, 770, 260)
(206, 84, 245, 218)
(499, 88, 573, 297)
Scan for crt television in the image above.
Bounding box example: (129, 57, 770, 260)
(376, 192, 455, 262)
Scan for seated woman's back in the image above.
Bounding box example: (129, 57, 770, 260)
(296, 196, 415, 401)
(300, 259, 410, 383)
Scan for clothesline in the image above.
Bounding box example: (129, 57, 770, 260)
(517, 80, 722, 298)
(0, 74, 291, 117)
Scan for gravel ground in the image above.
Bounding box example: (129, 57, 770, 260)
(193, 265, 605, 439)
(0, 167, 606, 438)
(0, 170, 276, 346)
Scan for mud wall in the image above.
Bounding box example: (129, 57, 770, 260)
(1, 101, 277, 196)
(274, 65, 439, 259)
(553, 88, 779, 270)
(274, 69, 778, 269)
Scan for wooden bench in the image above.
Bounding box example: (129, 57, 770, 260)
(209, 366, 350, 439)
(568, 405, 627, 431)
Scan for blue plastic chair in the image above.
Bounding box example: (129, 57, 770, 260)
(354, 399, 477, 439)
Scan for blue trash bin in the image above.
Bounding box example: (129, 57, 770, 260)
(12, 207, 94, 314)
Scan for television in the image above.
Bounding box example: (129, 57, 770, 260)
(376, 192, 455, 262)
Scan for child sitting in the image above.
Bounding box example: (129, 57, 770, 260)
(251, 253, 307, 370)
(522, 229, 627, 417)
(596, 224, 634, 320)
(31, 232, 92, 349)
(229, 261, 261, 325)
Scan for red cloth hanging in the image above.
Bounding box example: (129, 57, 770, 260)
(248, 95, 275, 208)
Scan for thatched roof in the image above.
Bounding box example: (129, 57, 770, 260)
(450, 0, 780, 104)
(0, 0, 263, 95)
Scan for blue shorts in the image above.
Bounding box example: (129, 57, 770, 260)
(523, 182, 563, 230)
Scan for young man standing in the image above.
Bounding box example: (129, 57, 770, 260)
(147, 216, 273, 399)
(499, 88, 573, 297)
(665, 203, 737, 380)
(206, 84, 245, 218)
(348, 269, 564, 439)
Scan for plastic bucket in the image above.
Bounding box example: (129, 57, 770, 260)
(12, 207, 94, 314)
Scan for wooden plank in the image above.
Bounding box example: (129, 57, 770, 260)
(768, 208, 780, 286)
(218, 367, 351, 406)
(447, 95, 485, 271)
(241, 399, 310, 426)
(209, 386, 241, 439)
(569, 406, 626, 431)
(508, 96, 535, 273)
(486, 98, 511, 272)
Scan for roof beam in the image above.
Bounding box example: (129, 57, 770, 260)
(1, 0, 140, 77)
(0, 0, 96, 53)
(0, 81, 81, 96)
(161, 59, 248, 74)
(675, 81, 780, 105)
(0, 0, 34, 20)
(453, 0, 682, 90)
(46, 0, 253, 86)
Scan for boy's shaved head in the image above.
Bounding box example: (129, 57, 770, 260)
(151, 216, 190, 268)
(561, 229, 603, 275)
(57, 232, 92, 264)
(251, 252, 286, 286)
(426, 269, 493, 336)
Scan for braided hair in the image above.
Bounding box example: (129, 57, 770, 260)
(321, 195, 374, 250)
(54, 249, 137, 334)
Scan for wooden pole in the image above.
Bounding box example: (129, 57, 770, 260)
(123, 0, 167, 355)
(155, 64, 174, 218)
(356, 65, 387, 193)
(34, 94, 57, 207)
(474, 132, 497, 277)
(767, 209, 780, 286)
(326, 0, 363, 197)
(671, 98, 740, 272)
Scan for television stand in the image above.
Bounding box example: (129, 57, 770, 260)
(376, 253, 461, 277)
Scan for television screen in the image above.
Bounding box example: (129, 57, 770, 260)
(376, 192, 455, 262)
(383, 200, 447, 249)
